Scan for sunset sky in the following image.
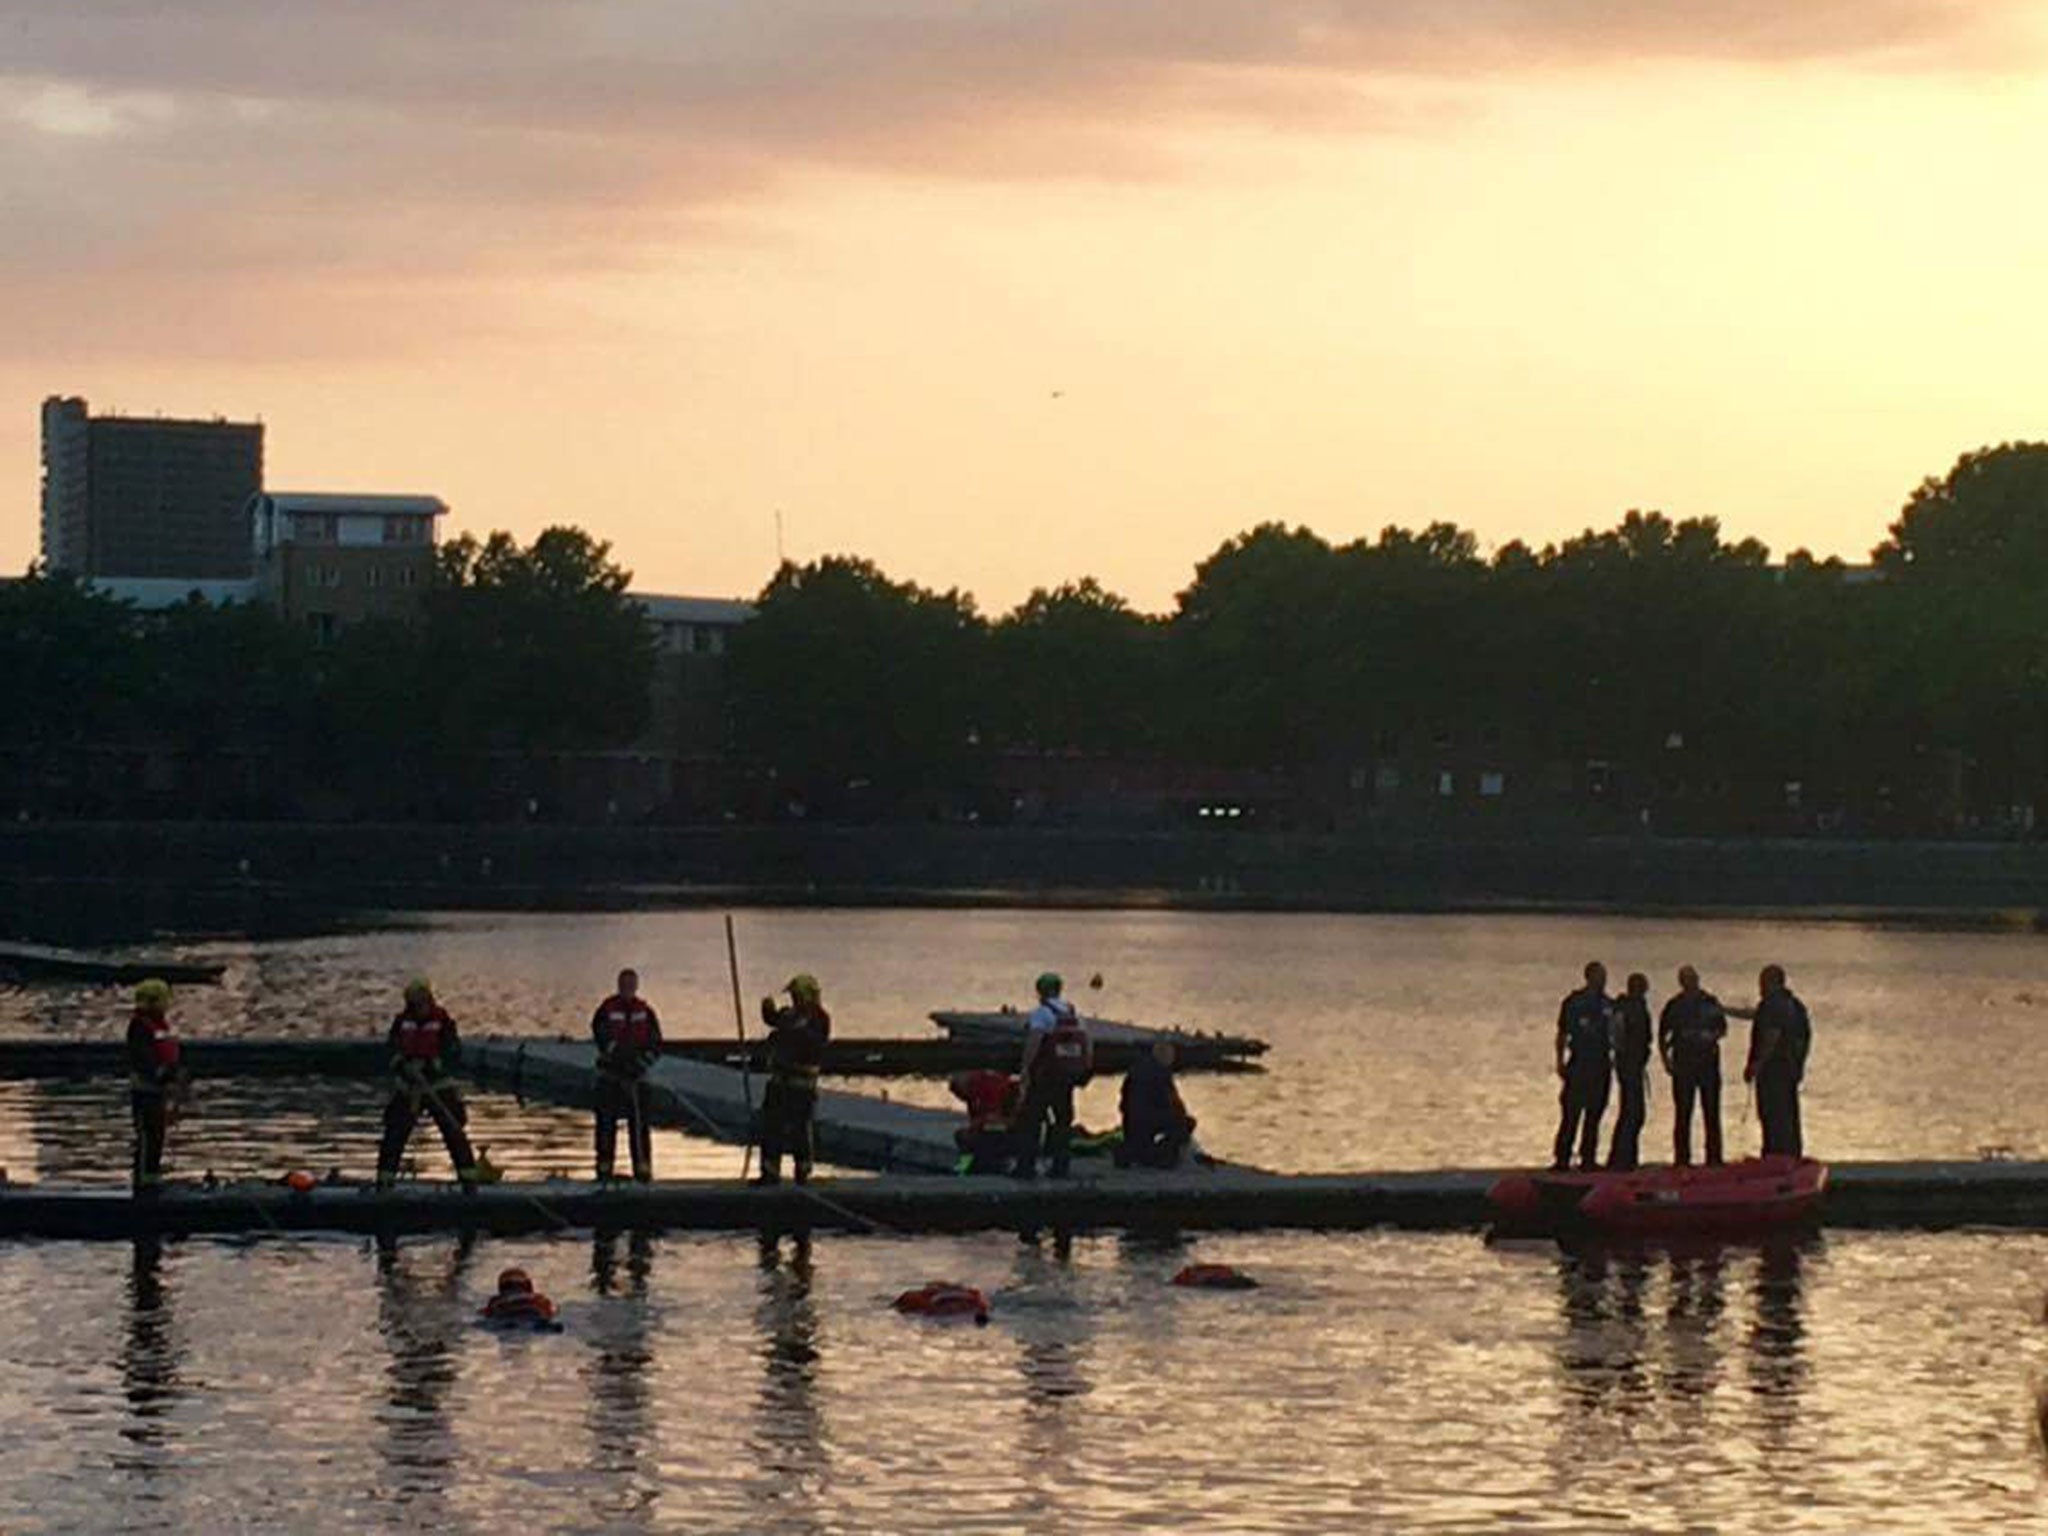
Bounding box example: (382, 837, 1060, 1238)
(5, 1, 2048, 610)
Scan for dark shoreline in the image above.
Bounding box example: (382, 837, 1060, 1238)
(5, 821, 2048, 941)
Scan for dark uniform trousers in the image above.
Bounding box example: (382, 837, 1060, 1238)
(378, 1078, 476, 1184)
(1607, 1062, 1648, 1170)
(760, 1075, 817, 1182)
(132, 1090, 170, 1188)
(1757, 1067, 1803, 1158)
(595, 1071, 653, 1181)
(1017, 1076, 1076, 1177)
(1672, 1053, 1723, 1165)
(1553, 1058, 1610, 1169)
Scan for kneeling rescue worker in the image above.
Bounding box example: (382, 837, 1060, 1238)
(756, 973, 830, 1186)
(1118, 1040, 1197, 1169)
(376, 978, 478, 1190)
(950, 1068, 1020, 1174)
(591, 967, 663, 1183)
(127, 978, 185, 1193)
(1016, 971, 1092, 1179)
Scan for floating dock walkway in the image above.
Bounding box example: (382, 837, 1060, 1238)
(3, 1162, 2048, 1240)
(0, 1036, 1256, 1083)
(0, 940, 224, 986)
(464, 1037, 970, 1174)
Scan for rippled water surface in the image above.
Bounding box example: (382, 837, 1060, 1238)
(5, 909, 2048, 1529)
(4, 1228, 2048, 1532)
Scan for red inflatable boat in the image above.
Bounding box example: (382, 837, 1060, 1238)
(1489, 1156, 1827, 1236)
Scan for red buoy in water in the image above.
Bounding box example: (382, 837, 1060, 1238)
(893, 1282, 991, 1324)
(1172, 1262, 1258, 1290)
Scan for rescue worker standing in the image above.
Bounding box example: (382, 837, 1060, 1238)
(375, 978, 478, 1190)
(1606, 973, 1652, 1170)
(1552, 961, 1613, 1171)
(126, 978, 185, 1193)
(1016, 971, 1093, 1179)
(756, 974, 830, 1186)
(1658, 964, 1727, 1166)
(591, 967, 663, 1183)
(1732, 964, 1812, 1158)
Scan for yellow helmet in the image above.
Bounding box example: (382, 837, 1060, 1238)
(403, 977, 433, 1004)
(134, 978, 172, 1011)
(786, 973, 822, 1002)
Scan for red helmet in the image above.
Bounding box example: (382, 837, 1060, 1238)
(497, 1267, 534, 1295)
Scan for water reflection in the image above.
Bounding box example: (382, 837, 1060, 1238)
(1745, 1241, 1809, 1444)
(372, 1232, 476, 1519)
(583, 1228, 660, 1528)
(1553, 1239, 1812, 1423)
(752, 1232, 828, 1530)
(1012, 1232, 1093, 1406)
(1553, 1243, 1654, 1413)
(118, 1237, 183, 1456)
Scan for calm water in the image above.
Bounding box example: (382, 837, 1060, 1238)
(5, 909, 2048, 1530)
(5, 908, 2048, 1176)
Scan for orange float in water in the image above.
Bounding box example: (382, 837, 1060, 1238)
(482, 1266, 560, 1326)
(1172, 1263, 1258, 1290)
(282, 1170, 317, 1194)
(893, 1282, 991, 1324)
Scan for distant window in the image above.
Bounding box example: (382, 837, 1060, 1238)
(691, 626, 716, 655)
(365, 565, 385, 588)
(383, 516, 427, 544)
(321, 564, 342, 588)
(1480, 771, 1506, 798)
(1437, 770, 1455, 798)
(293, 513, 337, 543)
(307, 612, 337, 643)
(398, 565, 418, 588)
(1375, 764, 1401, 794)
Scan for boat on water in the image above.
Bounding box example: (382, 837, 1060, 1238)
(1488, 1156, 1827, 1237)
(0, 940, 225, 987)
(929, 1009, 1268, 1064)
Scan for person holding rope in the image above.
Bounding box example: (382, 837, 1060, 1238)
(591, 967, 663, 1183)
(755, 974, 831, 1186)
(126, 978, 187, 1194)
(375, 978, 479, 1190)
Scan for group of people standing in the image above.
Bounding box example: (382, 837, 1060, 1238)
(121, 967, 836, 1193)
(1553, 960, 1814, 1173)
(125, 956, 1812, 1194)
(585, 966, 833, 1187)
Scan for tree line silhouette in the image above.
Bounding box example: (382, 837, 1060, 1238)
(4, 444, 2046, 834)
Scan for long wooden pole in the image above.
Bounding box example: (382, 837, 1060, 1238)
(726, 914, 756, 1178)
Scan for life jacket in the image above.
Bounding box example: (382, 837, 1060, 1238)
(1672, 992, 1727, 1052)
(1037, 1000, 1090, 1082)
(394, 1007, 451, 1063)
(893, 1282, 990, 1322)
(1561, 989, 1612, 1062)
(1760, 991, 1812, 1079)
(135, 1011, 180, 1071)
(482, 1290, 559, 1324)
(768, 1005, 829, 1083)
(597, 996, 658, 1063)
